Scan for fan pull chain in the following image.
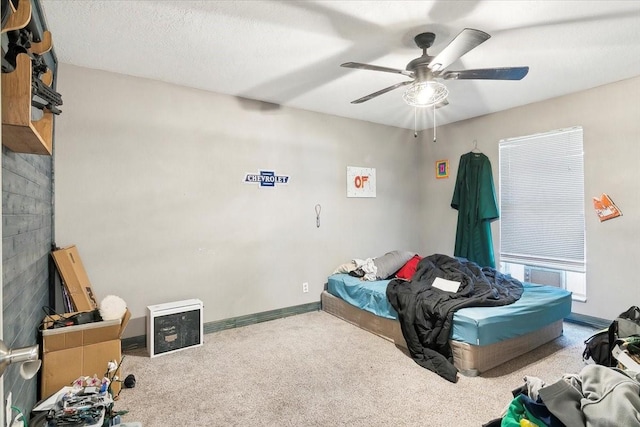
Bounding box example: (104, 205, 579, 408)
(414, 107, 418, 138)
(433, 104, 437, 143)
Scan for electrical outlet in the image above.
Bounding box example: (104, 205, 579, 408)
(302, 282, 309, 293)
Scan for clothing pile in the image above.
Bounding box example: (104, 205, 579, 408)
(331, 250, 416, 282)
(483, 364, 640, 426)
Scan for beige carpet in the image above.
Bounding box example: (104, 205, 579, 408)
(115, 310, 595, 426)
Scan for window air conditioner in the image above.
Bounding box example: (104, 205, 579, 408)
(524, 266, 565, 288)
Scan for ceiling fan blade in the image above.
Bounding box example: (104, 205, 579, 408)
(341, 62, 414, 78)
(428, 28, 490, 72)
(350, 80, 413, 104)
(441, 66, 529, 80)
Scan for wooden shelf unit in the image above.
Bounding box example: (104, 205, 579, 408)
(2, 53, 53, 155)
(1, 0, 32, 34)
(2, 0, 56, 156)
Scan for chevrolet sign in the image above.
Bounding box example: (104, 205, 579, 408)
(244, 170, 290, 187)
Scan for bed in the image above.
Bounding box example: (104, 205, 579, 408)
(322, 270, 572, 377)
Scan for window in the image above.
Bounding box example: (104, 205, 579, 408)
(498, 126, 586, 301)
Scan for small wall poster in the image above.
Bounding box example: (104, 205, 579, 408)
(435, 159, 449, 179)
(593, 193, 622, 222)
(347, 166, 376, 198)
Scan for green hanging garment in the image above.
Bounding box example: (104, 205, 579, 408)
(451, 152, 499, 268)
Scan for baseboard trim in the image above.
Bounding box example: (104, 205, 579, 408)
(565, 313, 611, 330)
(122, 301, 321, 351)
(123, 303, 603, 352)
(122, 335, 146, 352)
(203, 301, 321, 334)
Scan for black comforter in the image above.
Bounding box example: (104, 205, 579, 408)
(386, 253, 524, 382)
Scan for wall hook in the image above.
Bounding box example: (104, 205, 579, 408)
(315, 204, 321, 228)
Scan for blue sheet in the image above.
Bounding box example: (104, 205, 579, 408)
(326, 273, 572, 346)
(327, 274, 399, 320)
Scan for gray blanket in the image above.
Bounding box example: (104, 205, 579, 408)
(386, 253, 524, 382)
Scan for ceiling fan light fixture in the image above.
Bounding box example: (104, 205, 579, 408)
(403, 81, 448, 108)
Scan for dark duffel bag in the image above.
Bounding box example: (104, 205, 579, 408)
(583, 306, 640, 366)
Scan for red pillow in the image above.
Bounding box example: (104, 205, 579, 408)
(395, 255, 422, 280)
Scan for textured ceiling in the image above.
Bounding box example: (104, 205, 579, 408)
(40, 1, 640, 131)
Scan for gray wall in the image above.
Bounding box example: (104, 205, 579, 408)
(53, 64, 640, 336)
(418, 75, 640, 320)
(2, 146, 52, 414)
(53, 64, 424, 337)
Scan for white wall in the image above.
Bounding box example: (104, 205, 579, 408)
(54, 64, 424, 336)
(55, 64, 640, 333)
(418, 75, 640, 320)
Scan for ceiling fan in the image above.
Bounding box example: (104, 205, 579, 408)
(341, 28, 529, 108)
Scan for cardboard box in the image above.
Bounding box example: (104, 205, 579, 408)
(40, 309, 131, 399)
(52, 245, 99, 311)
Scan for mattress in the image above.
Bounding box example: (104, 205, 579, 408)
(321, 290, 566, 376)
(326, 273, 572, 346)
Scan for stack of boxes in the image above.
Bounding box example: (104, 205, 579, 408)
(40, 245, 130, 398)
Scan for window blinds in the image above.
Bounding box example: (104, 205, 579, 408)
(499, 126, 585, 272)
